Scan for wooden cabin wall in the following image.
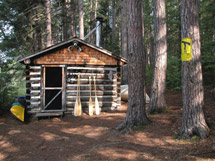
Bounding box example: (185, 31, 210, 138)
(25, 64, 121, 114)
(26, 65, 42, 113)
(33, 46, 118, 66)
(66, 65, 120, 112)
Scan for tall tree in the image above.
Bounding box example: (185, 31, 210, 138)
(69, 0, 77, 37)
(45, 0, 52, 47)
(111, 0, 116, 49)
(62, 0, 70, 41)
(144, 0, 154, 65)
(180, 0, 209, 139)
(148, 0, 168, 113)
(89, 0, 94, 43)
(121, 0, 128, 84)
(79, 0, 84, 39)
(117, 0, 149, 132)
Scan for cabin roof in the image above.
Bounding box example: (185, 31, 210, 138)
(19, 37, 127, 64)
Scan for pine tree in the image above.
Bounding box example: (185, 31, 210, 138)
(116, 0, 149, 132)
(180, 0, 209, 139)
(148, 0, 168, 113)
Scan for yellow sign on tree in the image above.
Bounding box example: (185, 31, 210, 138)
(181, 38, 192, 61)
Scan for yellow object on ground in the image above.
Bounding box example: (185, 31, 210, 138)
(181, 38, 192, 61)
(10, 105, 25, 122)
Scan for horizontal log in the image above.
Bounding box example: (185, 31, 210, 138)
(30, 98, 40, 102)
(67, 72, 117, 77)
(29, 66, 41, 70)
(30, 72, 41, 76)
(27, 110, 41, 113)
(31, 83, 40, 88)
(30, 77, 41, 81)
(66, 101, 117, 108)
(31, 90, 41, 94)
(67, 78, 117, 84)
(66, 106, 117, 113)
(66, 90, 117, 96)
(66, 96, 117, 102)
(66, 85, 116, 91)
(31, 96, 40, 99)
(67, 75, 117, 79)
(67, 84, 116, 87)
(30, 101, 40, 105)
(67, 66, 117, 71)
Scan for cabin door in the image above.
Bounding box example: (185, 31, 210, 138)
(42, 66, 65, 112)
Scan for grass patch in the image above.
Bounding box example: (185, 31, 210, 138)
(133, 125, 144, 131)
(149, 108, 170, 115)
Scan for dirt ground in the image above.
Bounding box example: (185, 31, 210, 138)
(1, 90, 215, 161)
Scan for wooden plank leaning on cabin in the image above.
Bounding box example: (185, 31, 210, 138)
(62, 66, 66, 111)
(41, 66, 45, 112)
(65, 65, 118, 113)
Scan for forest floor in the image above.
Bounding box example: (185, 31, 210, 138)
(0, 89, 215, 161)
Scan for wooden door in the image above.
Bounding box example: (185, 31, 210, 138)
(42, 66, 65, 112)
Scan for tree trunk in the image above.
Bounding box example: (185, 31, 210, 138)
(45, 0, 52, 47)
(111, 0, 116, 51)
(79, 0, 84, 39)
(116, 0, 149, 133)
(62, 0, 70, 41)
(148, 0, 168, 113)
(95, 0, 98, 18)
(121, 0, 128, 85)
(89, 0, 94, 44)
(147, 26, 153, 65)
(180, 0, 209, 139)
(69, 0, 77, 37)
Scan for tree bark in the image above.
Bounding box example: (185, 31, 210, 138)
(116, 0, 149, 133)
(121, 0, 128, 85)
(180, 0, 209, 139)
(111, 0, 116, 51)
(79, 0, 84, 39)
(147, 26, 153, 65)
(69, 0, 77, 37)
(89, 0, 94, 44)
(45, 0, 52, 47)
(148, 0, 168, 113)
(95, 0, 98, 18)
(62, 0, 70, 41)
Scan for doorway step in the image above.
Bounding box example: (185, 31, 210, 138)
(35, 112, 63, 120)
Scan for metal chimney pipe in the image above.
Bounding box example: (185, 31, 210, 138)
(96, 17, 102, 47)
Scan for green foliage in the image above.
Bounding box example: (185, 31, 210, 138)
(146, 64, 153, 86)
(146, 56, 181, 91)
(200, 0, 215, 86)
(166, 56, 181, 91)
(0, 60, 25, 114)
(166, 0, 181, 57)
(202, 53, 215, 86)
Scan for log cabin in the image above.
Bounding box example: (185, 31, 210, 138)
(19, 37, 127, 118)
